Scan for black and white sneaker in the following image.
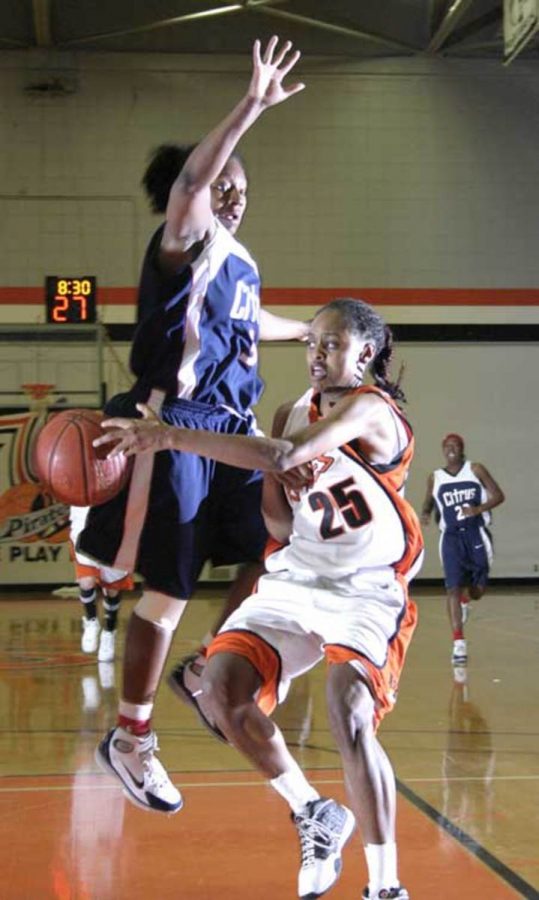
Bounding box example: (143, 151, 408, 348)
(452, 638, 467, 665)
(95, 727, 183, 814)
(362, 887, 410, 899)
(293, 797, 355, 898)
(168, 654, 230, 745)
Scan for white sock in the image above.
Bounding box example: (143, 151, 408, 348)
(118, 699, 153, 722)
(270, 763, 320, 814)
(365, 841, 398, 894)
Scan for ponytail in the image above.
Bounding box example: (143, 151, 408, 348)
(371, 324, 406, 403)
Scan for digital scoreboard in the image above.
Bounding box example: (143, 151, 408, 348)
(45, 276, 97, 324)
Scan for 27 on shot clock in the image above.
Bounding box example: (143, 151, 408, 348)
(45, 276, 97, 324)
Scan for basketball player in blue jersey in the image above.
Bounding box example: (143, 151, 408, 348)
(96, 298, 423, 900)
(79, 36, 308, 815)
(135, 140, 310, 721)
(421, 434, 504, 666)
(136, 143, 265, 714)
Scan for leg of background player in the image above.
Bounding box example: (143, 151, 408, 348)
(447, 586, 467, 665)
(97, 589, 122, 663)
(79, 575, 100, 654)
(469, 584, 485, 600)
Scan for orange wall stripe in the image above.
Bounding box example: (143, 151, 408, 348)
(2, 286, 539, 306)
(0, 286, 137, 305)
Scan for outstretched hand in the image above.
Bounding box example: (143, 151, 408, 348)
(249, 36, 305, 109)
(93, 403, 171, 457)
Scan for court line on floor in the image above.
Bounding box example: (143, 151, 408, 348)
(3, 768, 539, 898)
(397, 778, 539, 900)
(2, 772, 539, 794)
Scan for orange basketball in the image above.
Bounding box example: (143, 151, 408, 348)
(34, 409, 131, 506)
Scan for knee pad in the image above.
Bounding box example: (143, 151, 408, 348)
(134, 591, 186, 633)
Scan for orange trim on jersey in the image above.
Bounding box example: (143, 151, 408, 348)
(346, 385, 414, 491)
(338, 386, 424, 579)
(73, 561, 133, 590)
(309, 386, 414, 492)
(343, 438, 423, 579)
(325, 593, 418, 729)
(263, 535, 286, 561)
(207, 630, 281, 716)
(308, 385, 424, 579)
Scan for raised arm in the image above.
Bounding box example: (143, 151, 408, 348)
(420, 473, 435, 525)
(161, 37, 304, 261)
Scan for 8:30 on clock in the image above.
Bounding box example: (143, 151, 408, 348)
(45, 276, 97, 324)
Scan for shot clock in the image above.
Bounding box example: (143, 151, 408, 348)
(45, 276, 97, 324)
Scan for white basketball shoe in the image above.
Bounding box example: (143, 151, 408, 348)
(95, 726, 183, 814)
(452, 638, 467, 665)
(293, 797, 355, 898)
(98, 629, 116, 662)
(81, 617, 100, 653)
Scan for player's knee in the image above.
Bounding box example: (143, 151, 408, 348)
(79, 577, 97, 592)
(202, 653, 260, 724)
(469, 585, 484, 600)
(327, 665, 375, 744)
(134, 590, 186, 633)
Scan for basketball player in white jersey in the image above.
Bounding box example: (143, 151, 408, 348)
(421, 434, 504, 666)
(96, 298, 423, 900)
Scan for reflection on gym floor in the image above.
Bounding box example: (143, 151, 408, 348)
(0, 586, 538, 899)
(442, 667, 496, 838)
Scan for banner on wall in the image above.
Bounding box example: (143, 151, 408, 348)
(0, 390, 74, 585)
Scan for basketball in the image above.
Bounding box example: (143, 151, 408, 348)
(34, 408, 131, 506)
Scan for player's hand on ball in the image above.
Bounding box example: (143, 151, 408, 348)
(93, 404, 170, 456)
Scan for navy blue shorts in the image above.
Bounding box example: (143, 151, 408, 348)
(440, 524, 491, 591)
(78, 394, 267, 598)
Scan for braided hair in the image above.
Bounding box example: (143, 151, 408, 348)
(142, 144, 248, 214)
(315, 298, 406, 403)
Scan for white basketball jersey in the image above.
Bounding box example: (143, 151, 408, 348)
(265, 386, 423, 582)
(432, 461, 490, 532)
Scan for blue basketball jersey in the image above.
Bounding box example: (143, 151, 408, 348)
(432, 461, 490, 532)
(136, 223, 191, 324)
(131, 221, 264, 417)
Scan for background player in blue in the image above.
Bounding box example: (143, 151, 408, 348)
(79, 36, 308, 814)
(421, 434, 504, 666)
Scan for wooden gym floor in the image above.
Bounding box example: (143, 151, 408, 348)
(0, 585, 538, 899)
